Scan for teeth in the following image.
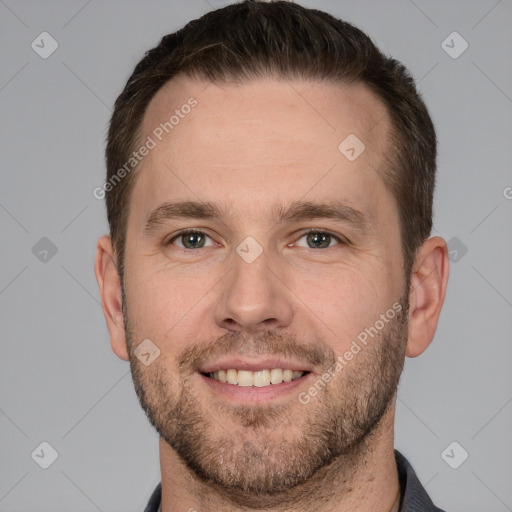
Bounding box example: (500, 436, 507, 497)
(270, 368, 283, 384)
(227, 369, 238, 385)
(208, 368, 305, 387)
(238, 370, 253, 387)
(253, 370, 270, 387)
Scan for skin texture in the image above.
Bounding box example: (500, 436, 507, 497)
(95, 76, 449, 511)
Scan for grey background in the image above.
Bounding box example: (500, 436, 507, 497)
(0, 0, 511, 511)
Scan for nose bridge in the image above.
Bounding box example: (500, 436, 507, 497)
(214, 239, 293, 332)
(230, 246, 272, 301)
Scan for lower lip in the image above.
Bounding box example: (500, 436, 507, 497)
(199, 373, 312, 403)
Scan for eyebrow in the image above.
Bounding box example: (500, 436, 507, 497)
(273, 200, 367, 232)
(143, 199, 368, 235)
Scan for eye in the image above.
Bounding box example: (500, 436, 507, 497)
(295, 230, 343, 249)
(166, 230, 215, 249)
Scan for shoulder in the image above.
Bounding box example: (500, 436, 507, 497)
(395, 450, 447, 512)
(143, 482, 161, 512)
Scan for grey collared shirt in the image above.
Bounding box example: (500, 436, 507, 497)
(144, 450, 446, 512)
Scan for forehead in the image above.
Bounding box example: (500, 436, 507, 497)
(133, 75, 394, 226)
(141, 75, 390, 160)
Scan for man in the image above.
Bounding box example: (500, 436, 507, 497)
(94, 1, 449, 510)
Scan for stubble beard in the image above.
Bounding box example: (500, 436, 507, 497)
(124, 294, 408, 504)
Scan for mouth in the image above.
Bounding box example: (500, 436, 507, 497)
(197, 357, 314, 403)
(202, 368, 309, 387)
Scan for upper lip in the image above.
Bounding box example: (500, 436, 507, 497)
(198, 356, 314, 374)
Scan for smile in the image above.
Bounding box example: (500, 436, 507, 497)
(205, 368, 307, 387)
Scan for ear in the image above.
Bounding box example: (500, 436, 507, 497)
(406, 236, 449, 358)
(94, 235, 129, 361)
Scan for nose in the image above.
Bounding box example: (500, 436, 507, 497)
(214, 246, 294, 334)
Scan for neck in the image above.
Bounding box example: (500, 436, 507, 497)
(159, 401, 399, 512)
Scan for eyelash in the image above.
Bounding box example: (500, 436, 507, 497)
(164, 228, 217, 248)
(296, 229, 346, 246)
(164, 228, 346, 249)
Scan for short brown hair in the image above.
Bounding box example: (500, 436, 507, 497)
(105, 0, 436, 282)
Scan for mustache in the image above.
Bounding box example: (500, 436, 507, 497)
(178, 331, 336, 373)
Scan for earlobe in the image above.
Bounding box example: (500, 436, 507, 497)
(406, 236, 450, 358)
(94, 235, 130, 361)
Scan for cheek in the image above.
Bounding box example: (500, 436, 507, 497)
(123, 261, 218, 356)
(123, 262, 184, 340)
(290, 261, 399, 354)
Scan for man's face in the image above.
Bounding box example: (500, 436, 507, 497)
(122, 77, 408, 494)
